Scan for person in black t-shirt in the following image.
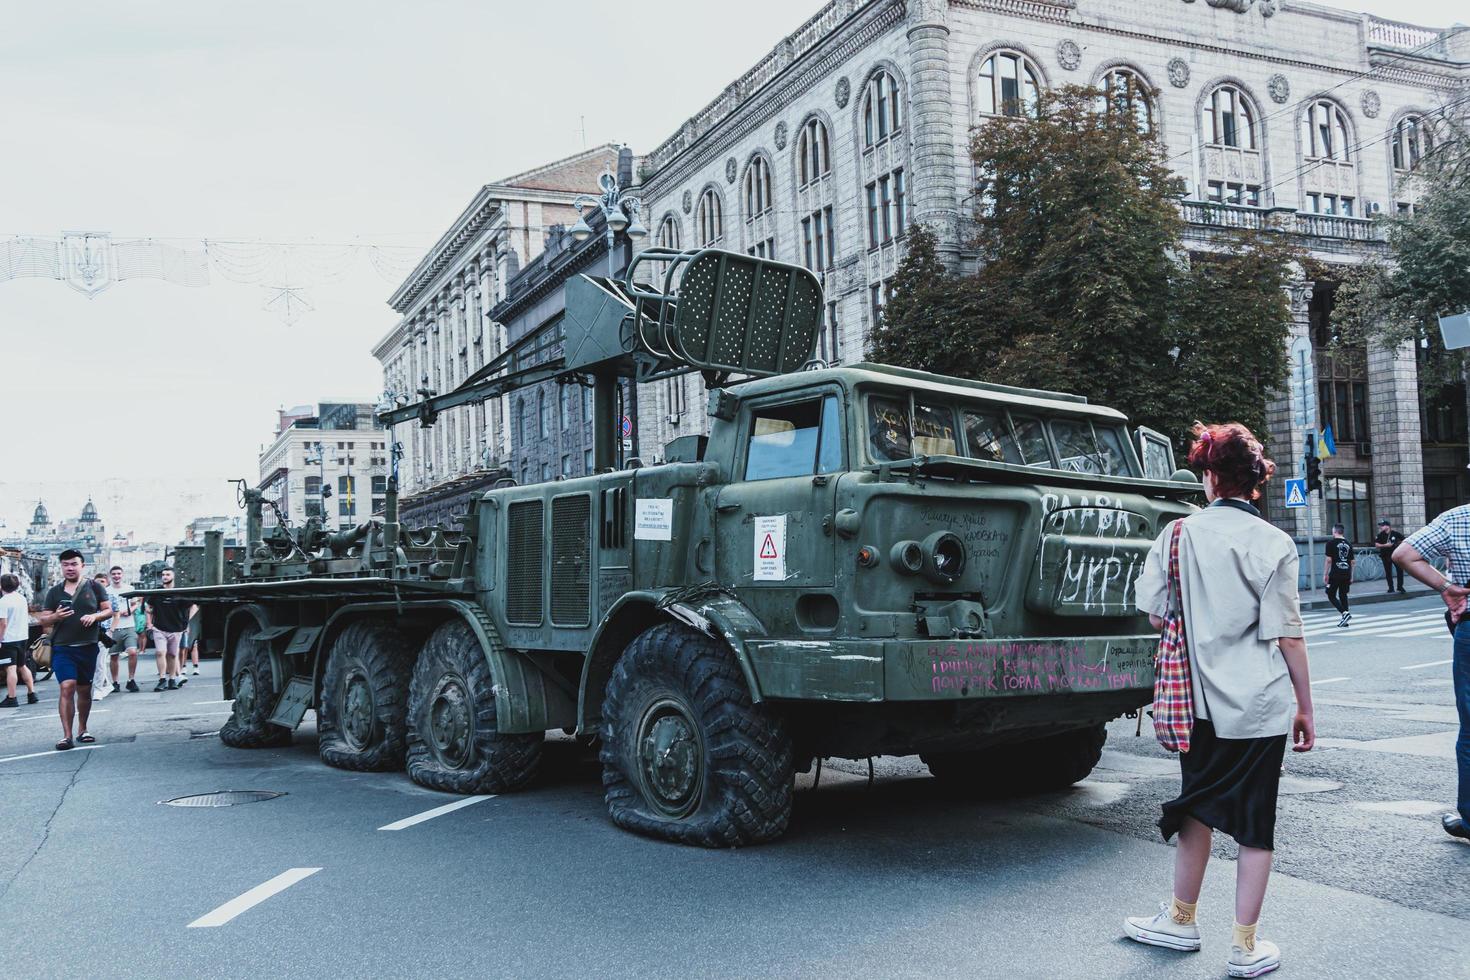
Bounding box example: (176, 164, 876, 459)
(1324, 525, 1356, 627)
(33, 549, 112, 750)
(1375, 519, 1406, 594)
(145, 568, 195, 691)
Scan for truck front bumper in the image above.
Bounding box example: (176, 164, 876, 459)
(744, 635, 1156, 703)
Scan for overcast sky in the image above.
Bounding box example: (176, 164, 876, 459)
(1, 0, 1462, 541)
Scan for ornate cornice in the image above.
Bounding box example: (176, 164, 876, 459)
(963, 1, 1461, 91)
(645, 0, 906, 195)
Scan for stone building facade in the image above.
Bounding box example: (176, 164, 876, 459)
(372, 144, 624, 523)
(630, 0, 1469, 545)
(256, 402, 388, 530)
(490, 197, 643, 488)
(0, 499, 108, 581)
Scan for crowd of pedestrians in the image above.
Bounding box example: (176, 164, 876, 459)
(5, 551, 202, 747)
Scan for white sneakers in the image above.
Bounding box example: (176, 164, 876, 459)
(1228, 937, 1281, 978)
(1123, 902, 1202, 952)
(1123, 904, 1280, 977)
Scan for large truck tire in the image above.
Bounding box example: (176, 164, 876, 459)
(219, 629, 292, 749)
(405, 619, 542, 794)
(921, 722, 1107, 796)
(600, 623, 794, 848)
(317, 620, 417, 772)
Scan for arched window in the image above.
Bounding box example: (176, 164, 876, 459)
(797, 119, 831, 186)
(976, 51, 1042, 118)
(1097, 67, 1154, 134)
(516, 397, 528, 444)
(1201, 85, 1257, 149)
(863, 70, 902, 147)
(1392, 114, 1433, 171)
(656, 215, 680, 249)
(1302, 99, 1351, 161)
(696, 188, 723, 246)
(537, 389, 548, 439)
(744, 157, 773, 219)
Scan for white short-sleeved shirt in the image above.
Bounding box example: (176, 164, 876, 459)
(0, 591, 29, 643)
(1136, 501, 1303, 739)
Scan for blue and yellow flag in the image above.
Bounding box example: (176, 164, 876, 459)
(1317, 425, 1337, 459)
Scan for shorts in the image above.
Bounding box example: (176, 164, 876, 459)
(150, 629, 183, 657)
(1, 640, 26, 669)
(52, 644, 101, 685)
(110, 628, 139, 654)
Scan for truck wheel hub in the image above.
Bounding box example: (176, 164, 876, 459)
(234, 670, 256, 717)
(427, 675, 473, 769)
(342, 668, 375, 750)
(637, 698, 703, 818)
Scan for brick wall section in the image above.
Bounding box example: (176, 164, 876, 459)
(1368, 339, 1427, 530)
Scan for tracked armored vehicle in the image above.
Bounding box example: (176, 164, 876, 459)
(142, 248, 1199, 846)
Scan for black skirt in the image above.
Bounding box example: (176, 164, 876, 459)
(1158, 717, 1287, 850)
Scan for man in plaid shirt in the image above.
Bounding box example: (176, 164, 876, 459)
(1393, 504, 1470, 842)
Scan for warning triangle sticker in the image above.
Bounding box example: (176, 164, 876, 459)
(759, 533, 779, 558)
(1286, 483, 1305, 506)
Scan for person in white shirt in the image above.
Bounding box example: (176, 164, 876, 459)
(0, 573, 39, 707)
(105, 565, 141, 693)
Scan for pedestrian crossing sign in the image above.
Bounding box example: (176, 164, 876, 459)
(1285, 478, 1307, 508)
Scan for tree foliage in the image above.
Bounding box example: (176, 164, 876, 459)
(869, 85, 1296, 448)
(1332, 117, 1470, 392)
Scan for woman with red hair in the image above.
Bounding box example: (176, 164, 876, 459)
(1124, 422, 1316, 978)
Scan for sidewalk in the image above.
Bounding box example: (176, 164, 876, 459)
(1300, 578, 1437, 612)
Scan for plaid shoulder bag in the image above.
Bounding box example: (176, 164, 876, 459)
(1152, 519, 1196, 753)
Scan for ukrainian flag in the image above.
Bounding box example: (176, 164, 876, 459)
(1317, 425, 1337, 459)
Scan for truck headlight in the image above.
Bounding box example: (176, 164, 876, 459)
(921, 531, 966, 585)
(889, 540, 924, 575)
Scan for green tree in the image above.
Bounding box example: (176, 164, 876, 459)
(1333, 118, 1470, 394)
(869, 85, 1296, 447)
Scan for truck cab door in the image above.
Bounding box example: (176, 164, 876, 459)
(715, 391, 844, 591)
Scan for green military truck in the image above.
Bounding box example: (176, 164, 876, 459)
(143, 248, 1198, 847)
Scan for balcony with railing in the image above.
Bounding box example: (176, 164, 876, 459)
(1366, 16, 1441, 51)
(1179, 201, 1385, 248)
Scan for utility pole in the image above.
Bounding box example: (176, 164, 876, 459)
(1291, 338, 1320, 594)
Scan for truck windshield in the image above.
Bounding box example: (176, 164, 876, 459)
(867, 396, 957, 461)
(1051, 418, 1138, 476)
(962, 410, 1025, 464)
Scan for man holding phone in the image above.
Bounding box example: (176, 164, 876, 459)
(34, 550, 111, 750)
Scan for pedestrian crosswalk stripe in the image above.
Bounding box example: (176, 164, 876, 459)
(1378, 628, 1452, 639)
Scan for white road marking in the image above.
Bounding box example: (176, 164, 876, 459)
(187, 868, 321, 928)
(1317, 731, 1458, 760)
(1311, 677, 1350, 686)
(193, 699, 234, 705)
(378, 795, 495, 831)
(0, 709, 111, 724)
(0, 745, 105, 764)
(1310, 641, 1337, 647)
(1379, 630, 1452, 639)
(1401, 659, 1454, 671)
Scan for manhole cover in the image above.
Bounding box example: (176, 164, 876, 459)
(160, 791, 285, 808)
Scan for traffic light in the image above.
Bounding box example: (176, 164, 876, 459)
(1306, 454, 1322, 494)
(1303, 431, 1323, 495)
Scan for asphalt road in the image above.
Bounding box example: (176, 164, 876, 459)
(2, 596, 1466, 980)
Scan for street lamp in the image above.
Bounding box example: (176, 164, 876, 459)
(570, 171, 646, 276)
